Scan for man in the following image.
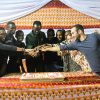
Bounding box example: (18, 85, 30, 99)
(5, 21, 16, 45)
(0, 27, 31, 76)
(26, 21, 46, 72)
(41, 24, 100, 75)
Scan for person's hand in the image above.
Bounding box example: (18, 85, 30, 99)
(40, 46, 51, 52)
(24, 44, 54, 57)
(25, 48, 41, 57)
(61, 50, 68, 56)
(25, 49, 33, 53)
(24, 49, 35, 56)
(26, 49, 35, 56)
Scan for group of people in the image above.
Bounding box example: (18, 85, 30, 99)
(0, 20, 100, 76)
(0, 21, 65, 76)
(0, 26, 30, 76)
(41, 24, 100, 76)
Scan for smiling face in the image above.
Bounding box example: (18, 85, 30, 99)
(67, 35, 72, 43)
(56, 31, 63, 41)
(64, 30, 71, 41)
(15, 30, 24, 42)
(17, 33, 24, 42)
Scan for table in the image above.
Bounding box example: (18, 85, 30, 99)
(0, 72, 100, 100)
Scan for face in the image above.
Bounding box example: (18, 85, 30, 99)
(65, 32, 71, 41)
(47, 32, 54, 40)
(56, 31, 62, 41)
(0, 29, 6, 42)
(16, 33, 24, 42)
(33, 24, 41, 33)
(71, 27, 80, 41)
(67, 35, 72, 43)
(7, 24, 16, 34)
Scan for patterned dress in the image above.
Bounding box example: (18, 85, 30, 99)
(61, 41, 82, 72)
(71, 52, 92, 72)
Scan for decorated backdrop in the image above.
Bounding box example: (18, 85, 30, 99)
(0, 0, 100, 30)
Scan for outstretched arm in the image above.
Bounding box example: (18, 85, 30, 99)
(25, 43, 77, 57)
(0, 43, 17, 51)
(41, 42, 77, 52)
(0, 43, 32, 55)
(41, 44, 60, 52)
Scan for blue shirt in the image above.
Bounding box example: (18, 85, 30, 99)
(59, 33, 100, 72)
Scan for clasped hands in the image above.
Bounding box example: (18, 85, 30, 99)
(25, 44, 54, 57)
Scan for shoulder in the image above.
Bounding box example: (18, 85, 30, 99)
(27, 31, 33, 36)
(21, 42, 26, 47)
(40, 31, 45, 34)
(88, 33, 96, 36)
(40, 31, 46, 37)
(26, 31, 33, 38)
(87, 33, 97, 39)
(40, 31, 45, 35)
(21, 42, 25, 45)
(92, 32, 100, 37)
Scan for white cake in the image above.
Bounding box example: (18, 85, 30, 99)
(20, 72, 65, 82)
